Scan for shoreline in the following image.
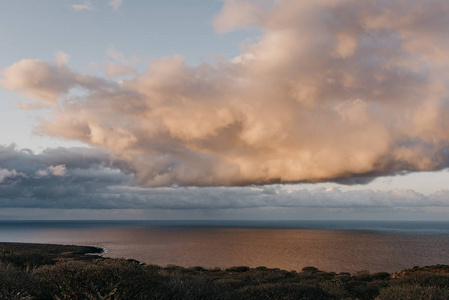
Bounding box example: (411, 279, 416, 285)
(1, 241, 449, 299)
(0, 241, 104, 263)
(1, 240, 448, 276)
(2, 220, 448, 273)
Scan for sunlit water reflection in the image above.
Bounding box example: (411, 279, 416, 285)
(1, 220, 448, 273)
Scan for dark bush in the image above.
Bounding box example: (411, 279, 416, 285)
(0, 262, 42, 299)
(144, 264, 162, 272)
(225, 266, 250, 273)
(187, 266, 206, 272)
(344, 280, 385, 300)
(210, 267, 223, 273)
(372, 272, 391, 281)
(334, 273, 351, 282)
(240, 283, 336, 300)
(354, 270, 374, 281)
(3, 242, 449, 300)
(320, 280, 351, 299)
(163, 264, 186, 274)
(296, 270, 334, 284)
(0, 251, 55, 270)
(302, 266, 319, 274)
(0, 248, 13, 255)
(215, 277, 245, 289)
(165, 274, 237, 300)
(376, 284, 449, 300)
(36, 259, 167, 299)
(396, 273, 449, 288)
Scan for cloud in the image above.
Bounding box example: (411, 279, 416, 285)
(72, 2, 94, 11)
(2, 0, 449, 187)
(35, 165, 69, 177)
(0, 145, 131, 208)
(2, 145, 449, 212)
(105, 62, 137, 78)
(0, 59, 75, 106)
(2, 144, 449, 210)
(109, 0, 122, 11)
(0, 168, 24, 183)
(106, 45, 128, 64)
(48, 165, 67, 176)
(55, 51, 69, 68)
(213, 0, 271, 33)
(35, 169, 49, 177)
(104, 46, 138, 78)
(0, 57, 118, 108)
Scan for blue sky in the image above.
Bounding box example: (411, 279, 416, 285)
(1, 0, 449, 220)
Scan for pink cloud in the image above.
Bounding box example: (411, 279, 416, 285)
(2, 0, 449, 187)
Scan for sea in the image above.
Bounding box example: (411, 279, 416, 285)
(1, 220, 449, 273)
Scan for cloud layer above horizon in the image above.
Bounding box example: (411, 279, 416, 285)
(2, 0, 449, 187)
(1, 145, 449, 211)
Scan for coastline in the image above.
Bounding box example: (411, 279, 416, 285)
(0, 241, 104, 263)
(2, 240, 449, 275)
(1, 241, 449, 299)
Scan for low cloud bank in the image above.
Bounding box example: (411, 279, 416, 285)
(2, 0, 449, 187)
(0, 145, 448, 210)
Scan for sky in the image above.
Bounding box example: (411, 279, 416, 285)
(1, 0, 449, 220)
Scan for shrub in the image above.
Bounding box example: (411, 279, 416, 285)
(320, 280, 351, 299)
(344, 280, 386, 300)
(144, 264, 162, 272)
(397, 273, 449, 288)
(239, 283, 336, 300)
(0, 251, 55, 270)
(0, 262, 41, 299)
(0, 248, 13, 255)
(165, 274, 236, 300)
(354, 270, 374, 281)
(372, 272, 390, 281)
(163, 265, 186, 274)
(334, 273, 351, 282)
(302, 266, 319, 274)
(36, 259, 167, 299)
(225, 266, 250, 273)
(376, 284, 449, 300)
(187, 266, 206, 272)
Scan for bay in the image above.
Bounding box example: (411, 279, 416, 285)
(1, 220, 448, 273)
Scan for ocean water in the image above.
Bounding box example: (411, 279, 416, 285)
(0, 220, 449, 273)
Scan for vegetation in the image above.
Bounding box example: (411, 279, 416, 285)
(0, 242, 449, 299)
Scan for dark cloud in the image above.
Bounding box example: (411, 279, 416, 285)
(1, 145, 449, 210)
(0, 145, 130, 208)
